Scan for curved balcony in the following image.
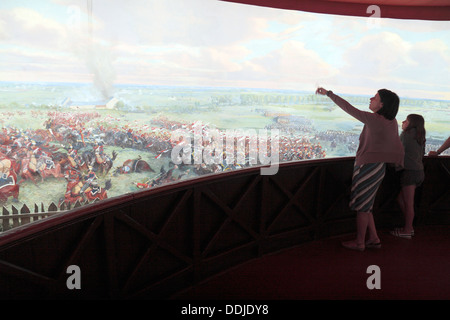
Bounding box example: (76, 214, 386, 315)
(0, 156, 448, 299)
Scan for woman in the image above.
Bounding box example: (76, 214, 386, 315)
(392, 114, 426, 239)
(316, 87, 404, 251)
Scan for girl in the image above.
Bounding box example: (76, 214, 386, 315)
(391, 114, 426, 239)
(316, 87, 404, 251)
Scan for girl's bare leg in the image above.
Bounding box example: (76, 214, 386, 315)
(400, 185, 416, 233)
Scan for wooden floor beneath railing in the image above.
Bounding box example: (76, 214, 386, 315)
(173, 225, 450, 300)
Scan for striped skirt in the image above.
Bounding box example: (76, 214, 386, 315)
(350, 162, 386, 213)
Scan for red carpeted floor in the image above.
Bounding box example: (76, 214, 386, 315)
(173, 225, 450, 300)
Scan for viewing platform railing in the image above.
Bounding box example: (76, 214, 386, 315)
(0, 156, 448, 299)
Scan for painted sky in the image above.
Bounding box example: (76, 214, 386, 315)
(0, 0, 449, 100)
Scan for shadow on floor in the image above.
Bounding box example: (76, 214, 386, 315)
(173, 225, 450, 300)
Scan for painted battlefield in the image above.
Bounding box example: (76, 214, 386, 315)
(0, 82, 448, 218)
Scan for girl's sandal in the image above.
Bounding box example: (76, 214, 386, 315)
(395, 227, 414, 236)
(390, 229, 412, 239)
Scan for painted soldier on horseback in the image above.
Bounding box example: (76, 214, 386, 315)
(67, 144, 84, 169)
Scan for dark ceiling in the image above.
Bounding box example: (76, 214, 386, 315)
(221, 0, 450, 21)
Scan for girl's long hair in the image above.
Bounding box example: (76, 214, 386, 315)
(405, 114, 426, 146)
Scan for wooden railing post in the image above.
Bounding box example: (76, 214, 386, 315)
(1, 207, 9, 232)
(11, 206, 19, 229)
(20, 205, 30, 225)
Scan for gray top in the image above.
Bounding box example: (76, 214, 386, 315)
(400, 128, 424, 171)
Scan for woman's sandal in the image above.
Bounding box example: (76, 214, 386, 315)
(342, 241, 365, 251)
(390, 229, 413, 239)
(365, 241, 381, 249)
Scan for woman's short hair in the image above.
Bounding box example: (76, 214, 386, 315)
(377, 89, 399, 120)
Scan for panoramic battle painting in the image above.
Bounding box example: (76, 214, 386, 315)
(0, 0, 448, 216)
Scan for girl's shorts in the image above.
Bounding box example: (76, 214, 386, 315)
(350, 162, 386, 213)
(400, 169, 424, 187)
